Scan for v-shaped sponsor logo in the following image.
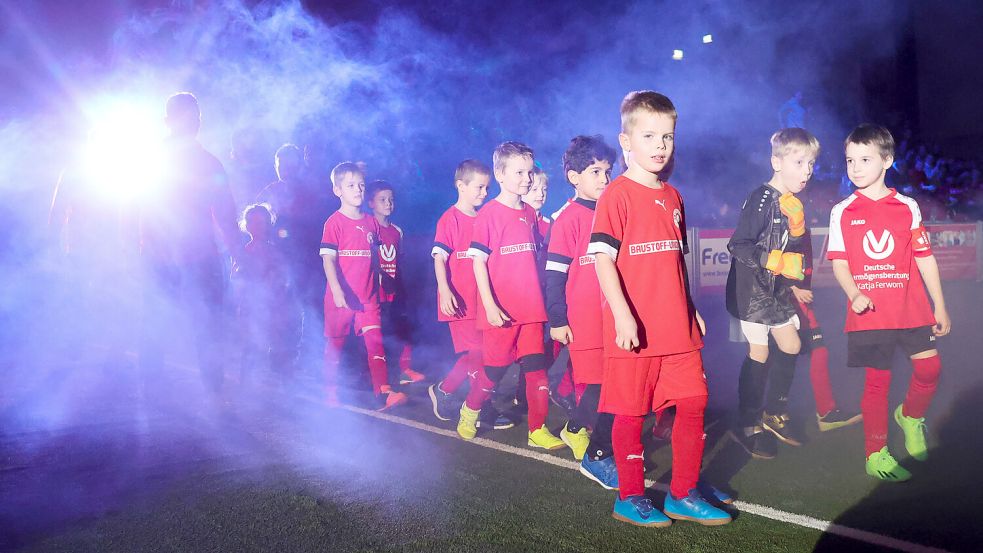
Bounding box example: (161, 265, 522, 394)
(862, 229, 895, 260)
(380, 244, 397, 262)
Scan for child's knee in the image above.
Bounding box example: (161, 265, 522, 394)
(911, 353, 941, 382)
(776, 333, 801, 355)
(362, 327, 384, 355)
(518, 353, 547, 373)
(748, 344, 770, 363)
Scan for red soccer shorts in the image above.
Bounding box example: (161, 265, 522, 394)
(448, 319, 482, 354)
(482, 323, 544, 367)
(599, 349, 708, 417)
(324, 300, 382, 338)
(570, 347, 604, 385)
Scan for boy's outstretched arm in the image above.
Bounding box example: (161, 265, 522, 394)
(595, 253, 638, 350)
(472, 256, 509, 327)
(832, 259, 873, 314)
(915, 254, 951, 336)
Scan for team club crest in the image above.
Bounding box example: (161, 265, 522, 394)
(863, 229, 895, 260)
(366, 231, 375, 245)
(379, 244, 397, 262)
(672, 208, 682, 228)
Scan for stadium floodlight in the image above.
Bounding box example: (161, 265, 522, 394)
(81, 97, 165, 203)
(672, 49, 684, 60)
(703, 34, 713, 44)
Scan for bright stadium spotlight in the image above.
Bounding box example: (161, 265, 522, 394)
(672, 49, 684, 60)
(81, 97, 166, 203)
(703, 34, 713, 44)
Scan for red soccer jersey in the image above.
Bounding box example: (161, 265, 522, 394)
(319, 211, 380, 306)
(546, 198, 603, 351)
(827, 189, 935, 332)
(432, 206, 479, 322)
(467, 199, 547, 330)
(587, 177, 702, 358)
(377, 222, 403, 304)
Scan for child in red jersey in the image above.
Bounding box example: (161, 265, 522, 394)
(235, 203, 291, 384)
(320, 162, 407, 410)
(828, 124, 951, 481)
(588, 91, 730, 527)
(546, 135, 619, 489)
(457, 141, 566, 451)
(429, 160, 493, 421)
(366, 180, 425, 387)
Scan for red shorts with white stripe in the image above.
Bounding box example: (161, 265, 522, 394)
(569, 347, 604, 385)
(599, 350, 707, 417)
(482, 323, 544, 367)
(324, 301, 382, 338)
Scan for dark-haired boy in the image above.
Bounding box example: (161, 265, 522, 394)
(366, 179, 425, 387)
(546, 135, 619, 489)
(829, 123, 950, 481)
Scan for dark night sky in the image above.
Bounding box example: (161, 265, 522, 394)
(1, 0, 981, 238)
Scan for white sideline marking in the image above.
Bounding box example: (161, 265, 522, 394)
(342, 404, 950, 553)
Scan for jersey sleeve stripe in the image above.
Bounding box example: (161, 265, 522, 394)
(587, 232, 621, 261)
(547, 252, 574, 264)
(469, 241, 492, 255)
(466, 247, 489, 261)
(587, 242, 618, 261)
(545, 260, 570, 273)
(320, 242, 338, 256)
(433, 241, 453, 256)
